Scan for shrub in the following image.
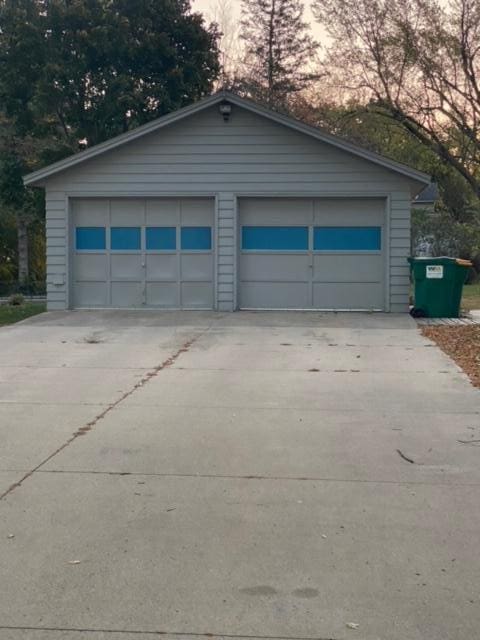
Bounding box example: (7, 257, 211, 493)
(8, 293, 24, 306)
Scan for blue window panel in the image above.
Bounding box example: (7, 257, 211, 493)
(242, 226, 309, 251)
(110, 227, 141, 251)
(314, 227, 381, 251)
(76, 227, 106, 251)
(146, 227, 176, 251)
(181, 227, 212, 251)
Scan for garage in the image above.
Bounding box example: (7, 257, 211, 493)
(24, 91, 430, 313)
(72, 198, 214, 309)
(239, 198, 385, 310)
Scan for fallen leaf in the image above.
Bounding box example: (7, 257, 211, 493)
(346, 622, 360, 630)
(68, 560, 81, 565)
(421, 326, 480, 388)
(7, 534, 14, 539)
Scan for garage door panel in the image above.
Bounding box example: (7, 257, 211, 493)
(240, 254, 309, 282)
(110, 254, 143, 280)
(146, 254, 178, 281)
(180, 199, 213, 226)
(146, 200, 179, 225)
(181, 254, 213, 281)
(74, 254, 108, 281)
(146, 283, 179, 308)
(314, 210, 383, 226)
(313, 254, 383, 283)
(72, 200, 109, 226)
(240, 282, 310, 309)
(314, 198, 384, 223)
(240, 198, 312, 226)
(110, 200, 144, 224)
(181, 283, 213, 309)
(74, 282, 108, 308)
(313, 282, 383, 310)
(111, 282, 144, 307)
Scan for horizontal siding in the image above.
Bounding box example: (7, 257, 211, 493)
(216, 192, 235, 311)
(48, 105, 414, 197)
(45, 193, 68, 310)
(389, 192, 411, 312)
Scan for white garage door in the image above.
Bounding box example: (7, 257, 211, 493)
(239, 198, 386, 310)
(72, 198, 214, 309)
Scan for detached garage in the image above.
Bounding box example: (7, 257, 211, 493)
(24, 92, 430, 312)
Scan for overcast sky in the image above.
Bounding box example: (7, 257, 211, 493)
(192, 0, 324, 40)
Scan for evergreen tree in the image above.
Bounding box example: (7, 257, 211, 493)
(238, 0, 318, 110)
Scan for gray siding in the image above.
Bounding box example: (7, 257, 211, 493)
(43, 104, 414, 311)
(389, 192, 412, 312)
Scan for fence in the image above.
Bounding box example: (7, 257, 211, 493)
(0, 280, 46, 298)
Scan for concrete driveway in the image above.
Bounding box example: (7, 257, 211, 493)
(1, 311, 479, 640)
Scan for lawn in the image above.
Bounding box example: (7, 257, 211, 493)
(0, 302, 46, 327)
(462, 282, 480, 312)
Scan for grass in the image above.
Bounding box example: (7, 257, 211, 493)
(461, 282, 480, 312)
(0, 302, 46, 327)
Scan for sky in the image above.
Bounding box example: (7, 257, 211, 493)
(192, 0, 324, 40)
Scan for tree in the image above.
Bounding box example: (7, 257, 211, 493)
(0, 0, 220, 289)
(207, 0, 243, 88)
(0, 0, 221, 149)
(312, 0, 480, 197)
(238, 0, 319, 110)
(0, 122, 44, 288)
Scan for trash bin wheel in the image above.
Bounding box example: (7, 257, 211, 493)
(410, 307, 427, 318)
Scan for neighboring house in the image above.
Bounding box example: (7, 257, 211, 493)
(412, 183, 438, 212)
(24, 92, 429, 312)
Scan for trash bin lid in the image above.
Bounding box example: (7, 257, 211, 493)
(408, 256, 472, 267)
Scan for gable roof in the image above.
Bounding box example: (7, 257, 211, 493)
(24, 91, 431, 187)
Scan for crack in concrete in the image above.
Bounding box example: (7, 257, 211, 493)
(170, 367, 457, 374)
(0, 335, 201, 501)
(0, 401, 108, 406)
(0, 365, 155, 370)
(29, 469, 480, 486)
(1, 401, 478, 415)
(0, 626, 336, 640)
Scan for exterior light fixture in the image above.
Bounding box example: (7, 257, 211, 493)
(219, 101, 232, 122)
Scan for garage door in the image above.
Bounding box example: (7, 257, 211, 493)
(239, 198, 385, 310)
(72, 198, 214, 309)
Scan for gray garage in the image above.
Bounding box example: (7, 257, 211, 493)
(24, 92, 430, 312)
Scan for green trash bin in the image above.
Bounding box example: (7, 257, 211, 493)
(408, 256, 472, 318)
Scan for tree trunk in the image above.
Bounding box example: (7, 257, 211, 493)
(17, 216, 29, 286)
(267, 0, 276, 105)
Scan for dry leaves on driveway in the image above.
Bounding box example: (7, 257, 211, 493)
(421, 325, 480, 388)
